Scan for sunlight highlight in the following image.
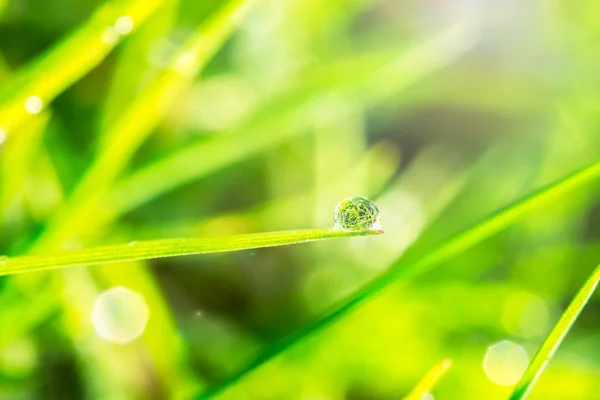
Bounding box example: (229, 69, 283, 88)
(115, 16, 133, 35)
(483, 340, 529, 386)
(91, 286, 150, 344)
(0, 127, 6, 145)
(24, 96, 43, 114)
(101, 26, 119, 44)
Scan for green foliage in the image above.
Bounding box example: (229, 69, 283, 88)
(1, 0, 600, 399)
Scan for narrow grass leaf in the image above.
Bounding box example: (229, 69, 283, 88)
(0, 0, 169, 135)
(201, 158, 600, 399)
(0, 229, 382, 277)
(403, 358, 452, 400)
(509, 263, 600, 400)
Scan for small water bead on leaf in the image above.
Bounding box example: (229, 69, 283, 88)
(333, 196, 381, 231)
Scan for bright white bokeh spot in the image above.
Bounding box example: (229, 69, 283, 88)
(115, 16, 134, 35)
(101, 26, 119, 44)
(92, 286, 149, 344)
(0, 127, 6, 145)
(24, 96, 43, 114)
(483, 340, 529, 386)
(421, 393, 434, 400)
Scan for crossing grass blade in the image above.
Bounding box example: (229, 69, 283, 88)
(0, 0, 169, 136)
(0, 228, 383, 277)
(509, 263, 600, 400)
(200, 158, 600, 399)
(403, 358, 452, 400)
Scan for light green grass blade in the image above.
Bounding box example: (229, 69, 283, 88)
(201, 158, 600, 399)
(403, 358, 452, 400)
(509, 263, 600, 400)
(0, 0, 169, 136)
(0, 229, 382, 276)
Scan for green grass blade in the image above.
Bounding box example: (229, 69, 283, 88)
(509, 263, 600, 400)
(0, 0, 169, 136)
(0, 229, 382, 277)
(201, 158, 600, 399)
(403, 358, 452, 400)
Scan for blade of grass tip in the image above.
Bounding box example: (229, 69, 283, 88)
(509, 263, 600, 400)
(0, 0, 170, 137)
(200, 158, 600, 399)
(0, 229, 382, 277)
(32, 0, 259, 252)
(403, 358, 452, 400)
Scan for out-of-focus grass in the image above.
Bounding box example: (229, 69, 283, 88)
(510, 262, 600, 400)
(403, 358, 452, 400)
(0, 0, 169, 135)
(2, 0, 600, 399)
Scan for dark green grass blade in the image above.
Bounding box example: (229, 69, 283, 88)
(200, 159, 600, 399)
(509, 263, 600, 400)
(0, 229, 382, 277)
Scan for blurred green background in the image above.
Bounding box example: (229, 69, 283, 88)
(1, 0, 600, 399)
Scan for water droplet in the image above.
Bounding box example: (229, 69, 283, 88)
(24, 96, 43, 114)
(333, 196, 381, 231)
(483, 340, 529, 386)
(91, 286, 149, 344)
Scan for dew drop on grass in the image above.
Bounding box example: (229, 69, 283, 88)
(333, 196, 381, 231)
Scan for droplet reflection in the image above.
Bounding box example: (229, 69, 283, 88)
(483, 340, 529, 386)
(333, 196, 381, 231)
(91, 286, 149, 344)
